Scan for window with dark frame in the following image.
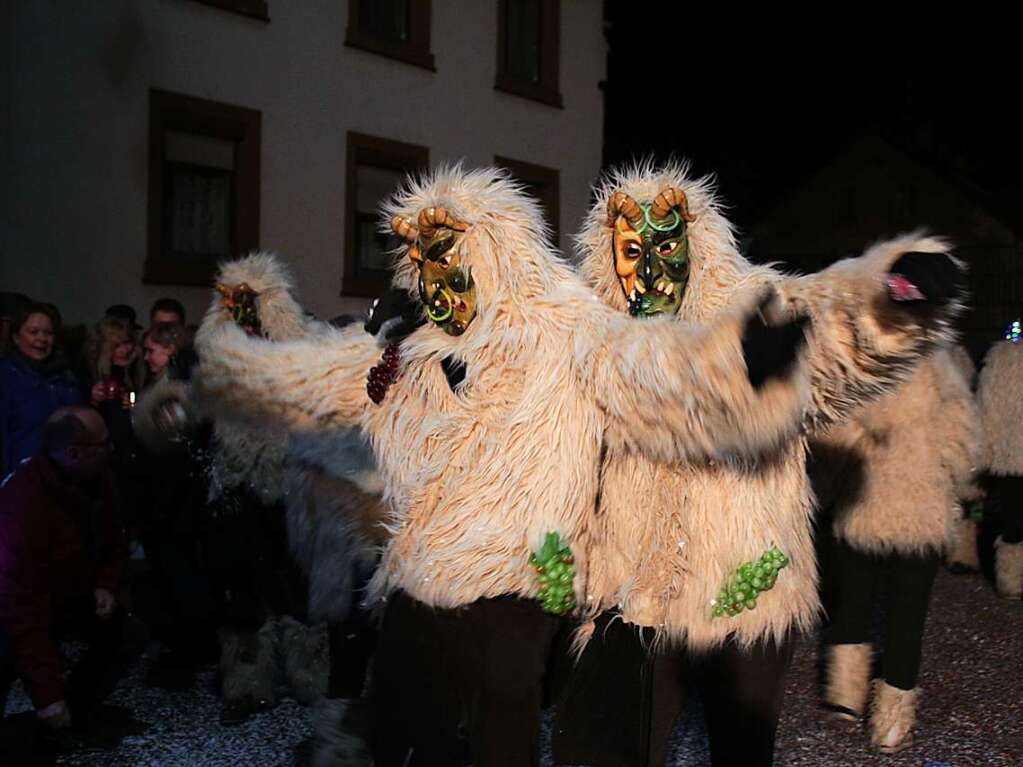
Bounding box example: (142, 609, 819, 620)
(495, 156, 560, 246)
(146, 90, 261, 286)
(188, 0, 269, 22)
(345, 0, 435, 71)
(496, 0, 562, 108)
(344, 132, 429, 298)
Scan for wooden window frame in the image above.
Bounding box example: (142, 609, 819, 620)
(495, 0, 563, 108)
(495, 155, 560, 245)
(343, 132, 430, 298)
(145, 89, 261, 286)
(188, 0, 270, 22)
(345, 0, 435, 71)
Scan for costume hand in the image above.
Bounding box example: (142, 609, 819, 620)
(365, 288, 423, 342)
(886, 251, 964, 311)
(95, 587, 117, 619)
(741, 291, 809, 389)
(37, 700, 71, 729)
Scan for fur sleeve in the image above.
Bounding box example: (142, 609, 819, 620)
(194, 319, 379, 436)
(932, 350, 981, 496)
(775, 234, 962, 432)
(581, 296, 812, 464)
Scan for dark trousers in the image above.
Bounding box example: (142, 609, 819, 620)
(369, 591, 562, 767)
(552, 612, 794, 767)
(823, 540, 939, 690)
(988, 474, 1023, 543)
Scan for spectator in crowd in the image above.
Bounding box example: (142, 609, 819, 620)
(134, 321, 216, 685)
(0, 303, 81, 476)
(104, 304, 141, 330)
(0, 292, 33, 357)
(0, 407, 128, 736)
(149, 298, 185, 329)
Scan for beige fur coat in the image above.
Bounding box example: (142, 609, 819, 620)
(978, 339, 1023, 476)
(194, 166, 815, 611)
(577, 163, 963, 650)
(814, 348, 979, 555)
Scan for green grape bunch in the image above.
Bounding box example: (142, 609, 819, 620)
(711, 547, 789, 619)
(529, 532, 577, 615)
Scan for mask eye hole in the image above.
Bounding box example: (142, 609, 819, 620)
(657, 240, 678, 257)
(625, 243, 642, 259)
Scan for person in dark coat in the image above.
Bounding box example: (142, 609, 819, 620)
(0, 303, 81, 476)
(0, 406, 127, 731)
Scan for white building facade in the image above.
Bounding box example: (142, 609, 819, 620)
(1, 0, 605, 324)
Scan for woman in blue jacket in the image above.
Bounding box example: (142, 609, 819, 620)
(0, 304, 82, 476)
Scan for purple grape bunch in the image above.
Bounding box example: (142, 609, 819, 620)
(367, 342, 402, 404)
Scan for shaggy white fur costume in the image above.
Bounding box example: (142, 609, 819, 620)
(194, 166, 815, 612)
(577, 162, 963, 650)
(978, 339, 1023, 476)
(817, 347, 980, 556)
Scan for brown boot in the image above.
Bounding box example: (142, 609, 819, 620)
(869, 680, 917, 754)
(823, 643, 872, 721)
(994, 537, 1023, 599)
(947, 517, 979, 573)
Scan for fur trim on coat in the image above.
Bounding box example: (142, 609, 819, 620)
(577, 161, 964, 649)
(194, 166, 815, 610)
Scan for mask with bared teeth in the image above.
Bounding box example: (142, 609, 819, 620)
(391, 207, 477, 336)
(608, 187, 695, 318)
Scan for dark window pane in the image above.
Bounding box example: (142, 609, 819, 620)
(359, 0, 410, 43)
(354, 164, 405, 276)
(505, 0, 541, 82)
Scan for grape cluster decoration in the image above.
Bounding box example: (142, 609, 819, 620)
(529, 532, 576, 615)
(712, 547, 789, 619)
(367, 342, 401, 404)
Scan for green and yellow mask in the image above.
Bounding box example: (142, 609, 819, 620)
(608, 187, 695, 318)
(391, 207, 477, 336)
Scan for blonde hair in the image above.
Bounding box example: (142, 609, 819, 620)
(88, 316, 143, 390)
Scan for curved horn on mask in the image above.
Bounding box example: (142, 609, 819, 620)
(417, 207, 467, 240)
(607, 192, 645, 228)
(390, 215, 419, 242)
(650, 187, 696, 223)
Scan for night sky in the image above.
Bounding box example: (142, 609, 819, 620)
(602, 12, 1017, 234)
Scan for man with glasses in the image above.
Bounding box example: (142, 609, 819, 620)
(0, 406, 128, 744)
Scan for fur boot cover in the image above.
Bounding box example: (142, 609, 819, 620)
(948, 517, 980, 571)
(824, 643, 872, 718)
(194, 165, 817, 612)
(295, 698, 373, 767)
(218, 620, 279, 721)
(576, 161, 966, 650)
(994, 536, 1023, 599)
(870, 680, 917, 754)
(277, 616, 330, 705)
(819, 348, 980, 557)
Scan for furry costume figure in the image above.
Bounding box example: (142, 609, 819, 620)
(815, 347, 979, 753)
(977, 329, 1023, 598)
(137, 254, 387, 728)
(554, 161, 966, 767)
(193, 165, 816, 765)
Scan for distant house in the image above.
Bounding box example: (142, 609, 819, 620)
(1, 1, 605, 324)
(747, 134, 1023, 358)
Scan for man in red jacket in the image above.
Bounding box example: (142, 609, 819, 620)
(0, 405, 127, 732)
